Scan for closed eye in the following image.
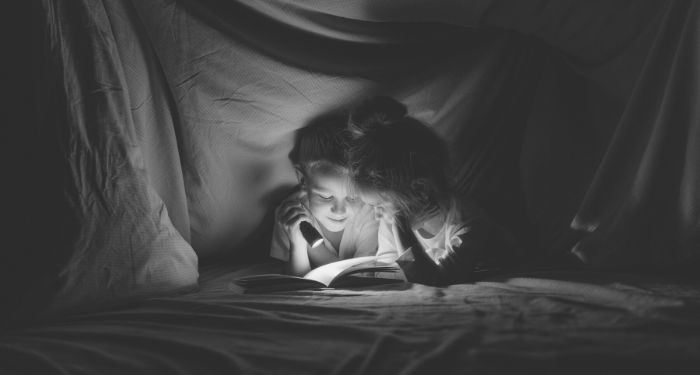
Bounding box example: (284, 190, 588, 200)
(316, 193, 332, 200)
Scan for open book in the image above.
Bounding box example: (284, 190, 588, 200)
(233, 256, 404, 293)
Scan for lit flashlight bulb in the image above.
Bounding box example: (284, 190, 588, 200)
(299, 221, 323, 248)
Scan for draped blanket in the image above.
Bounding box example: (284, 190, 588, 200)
(5, 0, 699, 318)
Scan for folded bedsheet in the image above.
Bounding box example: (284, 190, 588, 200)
(1, 262, 699, 375)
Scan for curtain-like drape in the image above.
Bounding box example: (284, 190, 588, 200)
(8, 0, 698, 321)
(5, 0, 200, 322)
(132, 0, 546, 258)
(571, 0, 700, 269)
(132, 0, 698, 269)
(476, 0, 700, 269)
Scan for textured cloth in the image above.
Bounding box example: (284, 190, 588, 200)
(9, 0, 200, 320)
(2, 263, 700, 374)
(13, 0, 700, 322)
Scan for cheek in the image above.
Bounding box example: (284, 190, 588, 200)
(347, 200, 361, 214)
(307, 200, 330, 216)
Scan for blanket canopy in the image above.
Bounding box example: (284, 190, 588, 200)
(6, 0, 699, 319)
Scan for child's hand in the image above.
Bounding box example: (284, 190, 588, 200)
(276, 197, 312, 249)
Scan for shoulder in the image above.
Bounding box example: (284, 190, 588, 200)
(346, 204, 379, 238)
(270, 219, 290, 261)
(341, 203, 379, 257)
(348, 203, 375, 227)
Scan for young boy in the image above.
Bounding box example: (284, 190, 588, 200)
(270, 113, 379, 276)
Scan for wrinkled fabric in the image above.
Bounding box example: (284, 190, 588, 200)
(3, 0, 200, 320)
(128, 0, 696, 269)
(44, 0, 200, 313)
(133, 0, 540, 257)
(2, 263, 700, 374)
(9, 0, 699, 321)
(571, 0, 700, 269)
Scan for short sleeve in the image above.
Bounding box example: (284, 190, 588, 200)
(269, 207, 291, 261)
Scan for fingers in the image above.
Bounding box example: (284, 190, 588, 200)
(283, 209, 310, 229)
(280, 196, 309, 213)
(276, 199, 310, 229)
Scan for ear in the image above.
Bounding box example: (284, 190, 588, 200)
(294, 166, 306, 187)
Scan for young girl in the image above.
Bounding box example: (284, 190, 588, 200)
(347, 96, 515, 285)
(270, 112, 380, 276)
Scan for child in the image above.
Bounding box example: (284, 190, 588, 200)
(270, 112, 380, 276)
(347, 96, 516, 285)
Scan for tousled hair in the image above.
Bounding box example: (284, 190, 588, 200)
(348, 96, 451, 225)
(289, 111, 351, 177)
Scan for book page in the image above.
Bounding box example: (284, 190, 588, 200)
(233, 274, 326, 292)
(303, 256, 380, 286)
(234, 257, 401, 292)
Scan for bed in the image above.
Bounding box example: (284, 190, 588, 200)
(3, 262, 700, 374)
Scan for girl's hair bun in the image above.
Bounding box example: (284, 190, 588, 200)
(349, 96, 407, 136)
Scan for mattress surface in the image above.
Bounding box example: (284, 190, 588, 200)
(2, 263, 700, 374)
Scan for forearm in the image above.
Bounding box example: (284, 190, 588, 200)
(286, 243, 311, 276)
(307, 243, 340, 267)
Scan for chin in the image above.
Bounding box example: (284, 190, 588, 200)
(322, 220, 346, 232)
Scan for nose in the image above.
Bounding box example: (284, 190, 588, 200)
(331, 199, 346, 214)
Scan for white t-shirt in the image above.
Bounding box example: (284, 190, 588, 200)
(376, 202, 468, 265)
(269, 192, 379, 262)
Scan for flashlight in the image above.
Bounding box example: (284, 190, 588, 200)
(299, 221, 323, 248)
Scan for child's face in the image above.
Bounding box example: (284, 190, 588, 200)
(358, 190, 399, 225)
(304, 170, 360, 233)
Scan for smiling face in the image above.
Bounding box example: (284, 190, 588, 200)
(303, 168, 360, 233)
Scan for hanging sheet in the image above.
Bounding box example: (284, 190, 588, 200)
(7, 0, 698, 321)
